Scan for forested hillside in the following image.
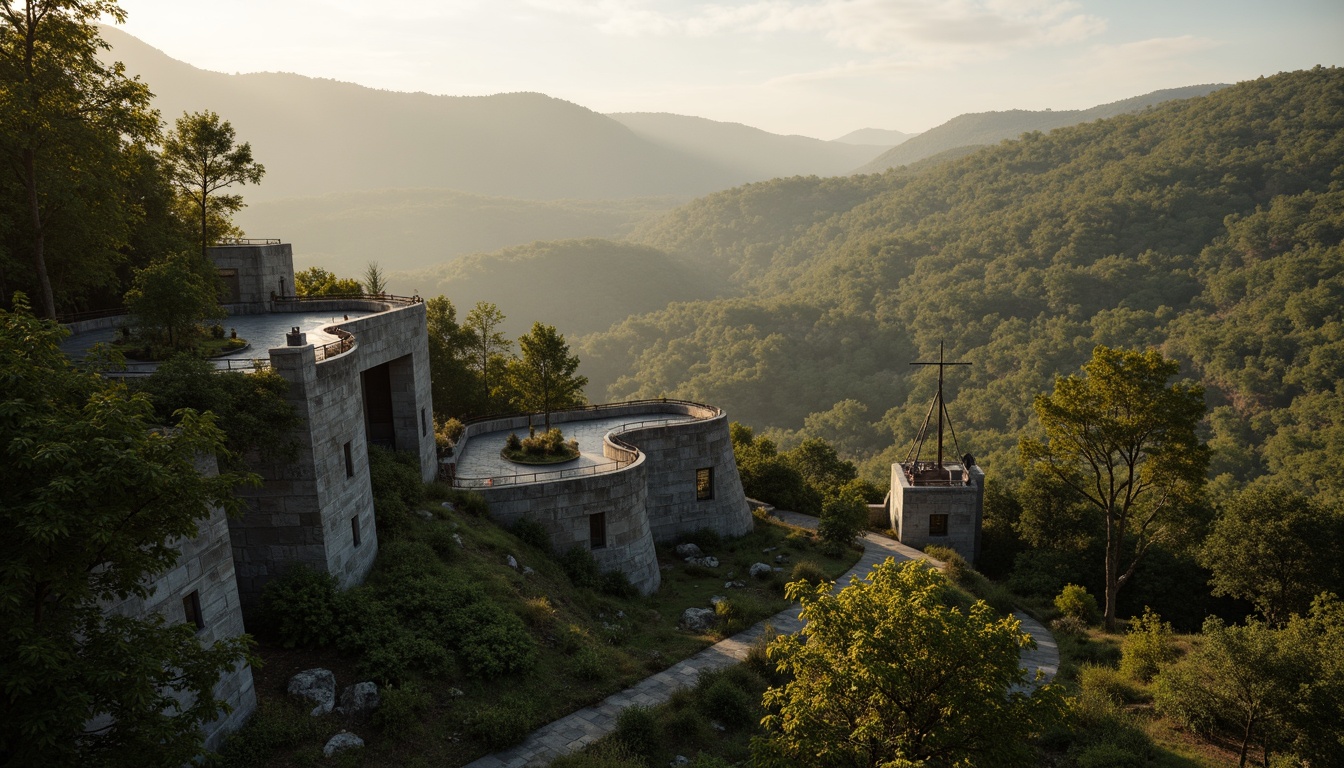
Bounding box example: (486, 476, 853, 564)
(578, 67, 1344, 507)
(854, 83, 1226, 173)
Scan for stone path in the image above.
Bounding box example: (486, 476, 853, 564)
(465, 510, 1059, 768)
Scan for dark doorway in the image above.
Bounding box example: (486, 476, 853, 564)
(362, 362, 396, 448)
(218, 269, 241, 303)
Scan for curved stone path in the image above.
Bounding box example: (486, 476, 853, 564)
(466, 510, 1059, 768)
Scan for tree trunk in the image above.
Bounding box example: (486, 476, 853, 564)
(1104, 524, 1121, 632)
(23, 149, 56, 319)
(1238, 713, 1254, 768)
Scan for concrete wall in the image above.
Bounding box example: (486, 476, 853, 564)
(101, 456, 256, 752)
(890, 462, 984, 565)
(207, 243, 294, 315)
(230, 300, 436, 613)
(473, 455, 661, 594)
(617, 414, 752, 544)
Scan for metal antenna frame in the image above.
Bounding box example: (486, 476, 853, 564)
(907, 341, 971, 470)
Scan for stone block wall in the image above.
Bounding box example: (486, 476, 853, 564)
(475, 457, 661, 594)
(207, 243, 294, 315)
(617, 414, 752, 544)
(102, 455, 256, 751)
(890, 462, 984, 565)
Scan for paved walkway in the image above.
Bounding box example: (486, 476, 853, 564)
(466, 511, 1059, 768)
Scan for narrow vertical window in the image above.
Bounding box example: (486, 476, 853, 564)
(929, 514, 949, 537)
(421, 408, 428, 437)
(344, 442, 354, 478)
(351, 516, 362, 548)
(696, 467, 714, 501)
(589, 512, 607, 549)
(183, 590, 205, 631)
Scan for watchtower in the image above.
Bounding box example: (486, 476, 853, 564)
(889, 343, 984, 564)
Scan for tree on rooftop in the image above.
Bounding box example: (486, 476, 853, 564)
(462, 301, 511, 414)
(1020, 346, 1208, 632)
(123, 250, 222, 351)
(754, 558, 1063, 767)
(293, 265, 361, 297)
(0, 295, 254, 764)
(510, 321, 587, 430)
(161, 110, 264, 259)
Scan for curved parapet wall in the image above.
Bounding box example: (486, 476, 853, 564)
(453, 400, 750, 593)
(472, 455, 661, 595)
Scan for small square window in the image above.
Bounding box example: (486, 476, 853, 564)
(344, 442, 354, 478)
(695, 467, 714, 501)
(183, 590, 205, 631)
(929, 514, 949, 537)
(351, 516, 362, 548)
(589, 512, 607, 550)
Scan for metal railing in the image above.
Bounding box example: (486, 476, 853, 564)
(453, 459, 638, 489)
(57, 307, 129, 323)
(459, 398, 719, 428)
(274, 293, 423, 305)
(216, 238, 281, 246)
(314, 328, 354, 362)
(86, 357, 272, 378)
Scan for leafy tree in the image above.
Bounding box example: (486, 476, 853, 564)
(511, 322, 587, 430)
(0, 296, 254, 764)
(1199, 483, 1344, 626)
(293, 265, 361, 297)
(161, 110, 264, 258)
(362, 261, 387, 295)
(730, 422, 819, 515)
(1020, 346, 1208, 631)
(424, 295, 477, 419)
(0, 0, 157, 318)
(1279, 594, 1344, 765)
(1154, 616, 1304, 768)
(123, 250, 222, 350)
(462, 301, 511, 413)
(783, 437, 858, 499)
(755, 558, 1062, 767)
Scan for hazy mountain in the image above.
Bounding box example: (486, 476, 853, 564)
(395, 239, 730, 339)
(235, 190, 679, 277)
(854, 83, 1227, 174)
(832, 128, 916, 146)
(607, 113, 887, 180)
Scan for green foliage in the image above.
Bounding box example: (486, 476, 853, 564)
(367, 445, 425, 535)
(517, 427, 578, 457)
(510, 322, 588, 430)
(1021, 346, 1208, 631)
(293, 266, 362, 296)
(258, 565, 341, 649)
(124, 251, 224, 350)
(729, 423, 819, 514)
(161, 110, 264, 256)
(559, 545, 602, 589)
(816, 490, 867, 550)
(466, 694, 536, 749)
(462, 301, 512, 413)
(1200, 482, 1344, 625)
(510, 516, 553, 554)
(1119, 608, 1176, 682)
(755, 559, 1063, 767)
(696, 671, 756, 730)
(425, 296, 479, 419)
(1077, 664, 1143, 706)
(613, 705, 661, 758)
(788, 560, 827, 586)
(0, 299, 254, 765)
(550, 740, 649, 768)
(373, 682, 433, 740)
(213, 698, 324, 767)
(1055, 584, 1100, 625)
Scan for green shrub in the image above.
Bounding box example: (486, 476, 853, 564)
(559, 545, 601, 589)
(613, 705, 661, 758)
(373, 682, 433, 739)
(713, 598, 745, 635)
(1074, 743, 1143, 768)
(818, 493, 867, 548)
(1079, 664, 1143, 705)
(1055, 584, 1100, 624)
(600, 569, 640, 599)
(567, 645, 607, 681)
(510, 516, 553, 554)
(1119, 607, 1175, 682)
(696, 672, 755, 730)
(213, 698, 324, 767)
(258, 564, 341, 648)
(924, 544, 967, 582)
(789, 559, 828, 586)
(1051, 615, 1091, 637)
(368, 445, 425, 534)
(446, 599, 538, 677)
(505, 432, 522, 451)
(690, 756, 734, 768)
(549, 741, 648, 768)
(466, 695, 535, 749)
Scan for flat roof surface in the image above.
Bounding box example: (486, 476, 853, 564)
(454, 412, 697, 484)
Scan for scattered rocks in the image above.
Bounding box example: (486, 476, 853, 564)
(749, 562, 773, 579)
(774, 554, 789, 564)
(287, 668, 336, 716)
(522, 566, 536, 576)
(686, 556, 720, 568)
(762, 546, 778, 553)
(440, 501, 456, 511)
(711, 721, 727, 732)
(671, 757, 691, 766)
(336, 681, 380, 717)
(709, 595, 727, 607)
(506, 554, 519, 569)
(617, 610, 626, 619)
(447, 687, 465, 698)
(414, 508, 434, 521)
(723, 580, 746, 589)
(675, 543, 703, 558)
(452, 533, 464, 549)
(679, 607, 717, 632)
(323, 731, 364, 757)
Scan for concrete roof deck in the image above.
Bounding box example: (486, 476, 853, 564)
(453, 411, 699, 487)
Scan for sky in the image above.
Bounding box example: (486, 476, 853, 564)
(110, 0, 1344, 139)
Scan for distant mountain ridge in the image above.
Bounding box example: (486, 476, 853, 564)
(855, 83, 1228, 173)
(832, 128, 916, 146)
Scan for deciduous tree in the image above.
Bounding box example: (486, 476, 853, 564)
(1020, 346, 1208, 631)
(424, 295, 477, 419)
(0, 296, 254, 764)
(511, 321, 587, 430)
(161, 110, 264, 258)
(755, 558, 1062, 767)
(123, 250, 222, 350)
(462, 301, 510, 413)
(293, 265, 361, 297)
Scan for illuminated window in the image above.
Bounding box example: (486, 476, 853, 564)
(696, 467, 714, 501)
(929, 514, 949, 537)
